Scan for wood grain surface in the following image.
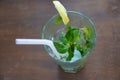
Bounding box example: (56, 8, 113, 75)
(0, 0, 120, 80)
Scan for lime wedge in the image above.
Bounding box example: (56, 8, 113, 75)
(53, 1, 69, 25)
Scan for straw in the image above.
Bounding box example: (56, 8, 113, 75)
(16, 39, 60, 59)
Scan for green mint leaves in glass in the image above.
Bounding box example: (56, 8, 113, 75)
(53, 18, 93, 61)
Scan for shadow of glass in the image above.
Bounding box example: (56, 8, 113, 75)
(57, 66, 85, 80)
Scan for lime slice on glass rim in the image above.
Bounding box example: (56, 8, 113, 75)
(53, 1, 69, 25)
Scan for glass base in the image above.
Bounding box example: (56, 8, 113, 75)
(60, 64, 85, 73)
(56, 59, 86, 73)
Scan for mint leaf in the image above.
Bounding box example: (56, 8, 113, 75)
(55, 16, 62, 25)
(72, 28, 80, 41)
(53, 41, 68, 54)
(65, 28, 73, 42)
(59, 35, 68, 44)
(81, 27, 91, 35)
(76, 43, 82, 51)
(65, 27, 80, 43)
(81, 27, 91, 40)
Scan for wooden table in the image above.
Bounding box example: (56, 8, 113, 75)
(0, 0, 120, 80)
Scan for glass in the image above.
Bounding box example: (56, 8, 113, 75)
(42, 11, 96, 73)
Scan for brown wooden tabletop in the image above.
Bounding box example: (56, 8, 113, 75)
(0, 0, 120, 80)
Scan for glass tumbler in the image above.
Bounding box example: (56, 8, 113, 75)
(42, 11, 96, 73)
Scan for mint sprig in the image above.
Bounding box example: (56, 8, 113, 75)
(54, 16, 93, 61)
(54, 25, 81, 61)
(53, 41, 68, 53)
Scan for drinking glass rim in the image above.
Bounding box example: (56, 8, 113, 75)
(42, 11, 96, 61)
